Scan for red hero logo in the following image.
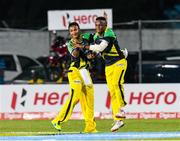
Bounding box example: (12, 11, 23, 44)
(33, 92, 69, 105)
(11, 91, 70, 109)
(11, 88, 27, 110)
(106, 91, 177, 109)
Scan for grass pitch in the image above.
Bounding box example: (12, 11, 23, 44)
(0, 119, 180, 137)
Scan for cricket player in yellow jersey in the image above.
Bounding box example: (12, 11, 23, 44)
(51, 22, 97, 133)
(75, 16, 128, 132)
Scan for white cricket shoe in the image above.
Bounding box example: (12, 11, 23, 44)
(111, 120, 124, 132)
(115, 109, 126, 118)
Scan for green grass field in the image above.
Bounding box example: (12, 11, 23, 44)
(0, 118, 180, 138)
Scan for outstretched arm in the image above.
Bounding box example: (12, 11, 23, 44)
(74, 39, 108, 53)
(86, 40, 108, 53)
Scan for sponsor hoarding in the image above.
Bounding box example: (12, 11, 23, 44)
(48, 9, 112, 30)
(0, 84, 180, 119)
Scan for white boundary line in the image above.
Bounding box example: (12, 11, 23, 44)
(0, 131, 80, 134)
(0, 132, 180, 140)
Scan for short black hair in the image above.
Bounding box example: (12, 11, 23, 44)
(68, 22, 80, 30)
(96, 16, 107, 21)
(95, 16, 107, 26)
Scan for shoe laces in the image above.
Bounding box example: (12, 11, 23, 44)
(120, 109, 125, 114)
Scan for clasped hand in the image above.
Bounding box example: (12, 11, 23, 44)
(73, 43, 84, 49)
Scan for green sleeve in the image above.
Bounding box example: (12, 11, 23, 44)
(104, 28, 116, 39)
(82, 33, 91, 40)
(67, 41, 73, 54)
(82, 33, 94, 45)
